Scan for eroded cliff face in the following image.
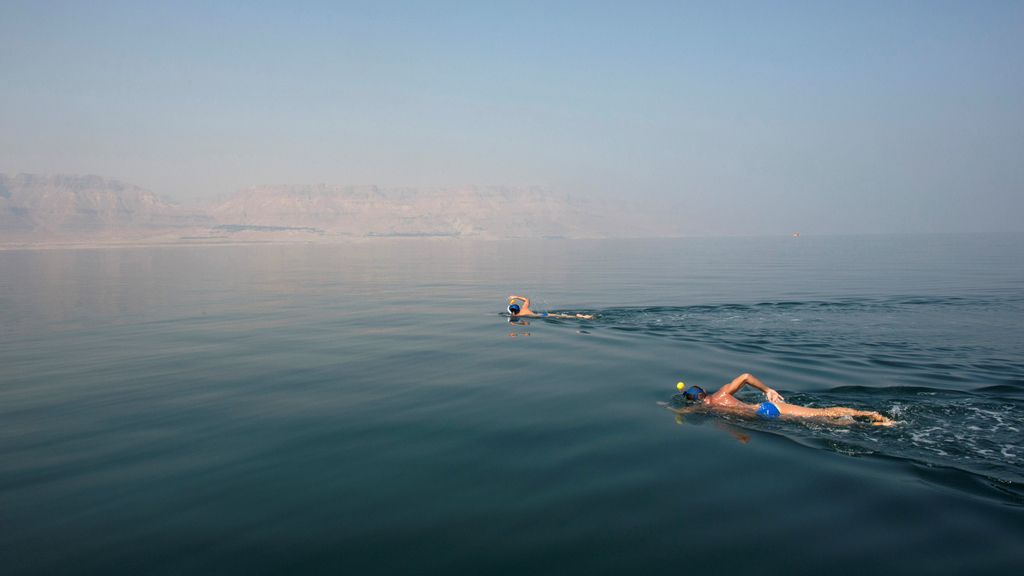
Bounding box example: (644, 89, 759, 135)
(207, 185, 617, 239)
(0, 174, 667, 245)
(0, 174, 206, 240)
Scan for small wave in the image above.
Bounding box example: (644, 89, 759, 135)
(629, 295, 1024, 503)
(975, 384, 1024, 397)
(593, 296, 1024, 396)
(670, 386, 1024, 505)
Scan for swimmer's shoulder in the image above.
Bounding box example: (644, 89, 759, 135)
(707, 393, 752, 409)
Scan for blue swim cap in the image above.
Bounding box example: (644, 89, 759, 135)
(683, 386, 706, 402)
(508, 304, 521, 315)
(756, 402, 780, 419)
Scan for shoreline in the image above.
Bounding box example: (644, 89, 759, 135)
(0, 234, 619, 251)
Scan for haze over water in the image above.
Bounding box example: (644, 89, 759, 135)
(4, 2, 1023, 572)
(4, 1, 1023, 235)
(2, 233, 1022, 574)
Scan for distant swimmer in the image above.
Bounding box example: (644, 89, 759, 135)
(507, 295, 593, 320)
(669, 373, 894, 426)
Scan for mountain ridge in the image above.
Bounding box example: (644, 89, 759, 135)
(0, 174, 670, 245)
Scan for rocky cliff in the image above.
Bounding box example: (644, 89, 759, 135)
(0, 174, 663, 244)
(0, 174, 206, 240)
(207, 184, 621, 239)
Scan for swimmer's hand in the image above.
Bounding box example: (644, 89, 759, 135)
(765, 389, 785, 404)
(869, 413, 895, 427)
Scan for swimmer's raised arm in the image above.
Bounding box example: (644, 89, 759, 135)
(507, 295, 592, 319)
(508, 295, 530, 307)
(716, 373, 785, 404)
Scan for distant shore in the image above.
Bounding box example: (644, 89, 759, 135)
(0, 232, 617, 251)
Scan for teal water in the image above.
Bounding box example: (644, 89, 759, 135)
(2, 235, 1023, 574)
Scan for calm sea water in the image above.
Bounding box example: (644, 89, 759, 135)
(2, 234, 1023, 575)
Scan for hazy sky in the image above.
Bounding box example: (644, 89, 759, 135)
(2, 1, 1022, 235)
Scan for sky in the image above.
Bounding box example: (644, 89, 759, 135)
(1, 0, 1022, 235)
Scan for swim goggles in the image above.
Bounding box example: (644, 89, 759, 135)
(682, 385, 707, 402)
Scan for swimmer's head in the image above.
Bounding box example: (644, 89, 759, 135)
(682, 385, 707, 403)
(507, 303, 521, 316)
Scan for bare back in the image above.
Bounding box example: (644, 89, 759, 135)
(694, 373, 894, 426)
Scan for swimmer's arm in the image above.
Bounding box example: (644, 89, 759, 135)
(666, 404, 702, 415)
(508, 295, 530, 308)
(717, 373, 785, 403)
(715, 423, 751, 444)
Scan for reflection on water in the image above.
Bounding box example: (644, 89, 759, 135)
(1, 235, 1023, 574)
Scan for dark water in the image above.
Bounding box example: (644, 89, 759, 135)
(2, 234, 1023, 575)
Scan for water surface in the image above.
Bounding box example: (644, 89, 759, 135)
(2, 234, 1022, 574)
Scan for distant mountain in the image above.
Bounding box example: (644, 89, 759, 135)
(0, 174, 206, 241)
(208, 184, 630, 239)
(0, 174, 669, 245)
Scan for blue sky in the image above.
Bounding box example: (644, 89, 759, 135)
(2, 1, 1021, 234)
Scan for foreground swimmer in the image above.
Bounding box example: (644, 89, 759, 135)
(670, 373, 894, 426)
(507, 295, 593, 319)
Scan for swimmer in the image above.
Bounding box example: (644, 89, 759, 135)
(507, 295, 593, 319)
(670, 373, 894, 426)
